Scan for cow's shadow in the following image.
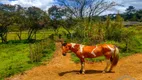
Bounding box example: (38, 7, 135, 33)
(58, 70, 114, 76)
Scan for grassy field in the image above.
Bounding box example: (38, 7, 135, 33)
(0, 43, 33, 79)
(0, 30, 55, 79)
(0, 42, 55, 79)
(7, 30, 54, 41)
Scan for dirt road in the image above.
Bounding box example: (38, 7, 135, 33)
(6, 42, 142, 80)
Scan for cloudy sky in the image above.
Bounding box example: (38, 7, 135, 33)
(0, 0, 54, 10)
(0, 0, 142, 14)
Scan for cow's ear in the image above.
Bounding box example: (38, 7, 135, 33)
(62, 42, 67, 46)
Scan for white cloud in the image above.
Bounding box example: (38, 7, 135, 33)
(103, 0, 142, 14)
(0, 0, 54, 11)
(0, 0, 142, 14)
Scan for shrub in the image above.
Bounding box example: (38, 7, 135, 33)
(29, 38, 55, 63)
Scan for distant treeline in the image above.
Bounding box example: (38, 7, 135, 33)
(101, 6, 142, 22)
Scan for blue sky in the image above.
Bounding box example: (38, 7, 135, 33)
(0, 0, 142, 15)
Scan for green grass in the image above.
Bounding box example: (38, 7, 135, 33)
(0, 43, 32, 79)
(0, 40, 55, 79)
(7, 30, 54, 41)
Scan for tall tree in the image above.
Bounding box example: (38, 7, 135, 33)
(126, 6, 136, 14)
(0, 11, 13, 43)
(54, 0, 116, 21)
(48, 5, 77, 38)
(25, 6, 49, 41)
(125, 6, 136, 21)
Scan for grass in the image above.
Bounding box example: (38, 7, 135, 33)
(7, 29, 54, 41)
(0, 43, 33, 79)
(0, 39, 55, 80)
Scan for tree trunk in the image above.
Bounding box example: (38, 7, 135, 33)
(34, 30, 37, 40)
(62, 26, 72, 39)
(1, 33, 7, 43)
(27, 28, 34, 40)
(17, 31, 22, 40)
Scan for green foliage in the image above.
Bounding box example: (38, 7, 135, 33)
(26, 7, 49, 41)
(0, 4, 50, 42)
(29, 39, 55, 63)
(103, 14, 123, 42)
(0, 10, 13, 43)
(48, 5, 67, 20)
(0, 38, 55, 79)
(71, 20, 95, 44)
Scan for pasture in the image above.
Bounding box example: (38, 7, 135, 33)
(0, 31, 55, 79)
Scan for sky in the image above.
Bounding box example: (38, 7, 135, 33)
(0, 0, 54, 10)
(0, 0, 142, 15)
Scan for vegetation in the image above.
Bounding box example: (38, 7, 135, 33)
(29, 38, 55, 63)
(0, 38, 55, 79)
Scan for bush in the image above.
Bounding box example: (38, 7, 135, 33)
(29, 38, 55, 63)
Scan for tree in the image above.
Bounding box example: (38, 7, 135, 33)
(136, 10, 142, 21)
(61, 18, 77, 38)
(48, 5, 77, 38)
(0, 11, 13, 43)
(0, 4, 24, 42)
(0, 4, 50, 42)
(126, 6, 136, 14)
(48, 5, 64, 34)
(25, 6, 49, 41)
(54, 0, 116, 21)
(48, 5, 66, 20)
(10, 6, 27, 40)
(125, 6, 136, 21)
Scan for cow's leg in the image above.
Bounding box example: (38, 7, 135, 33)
(80, 58, 85, 74)
(103, 52, 112, 73)
(108, 56, 115, 72)
(108, 64, 113, 72)
(103, 59, 111, 73)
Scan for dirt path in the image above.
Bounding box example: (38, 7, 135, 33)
(6, 42, 142, 80)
